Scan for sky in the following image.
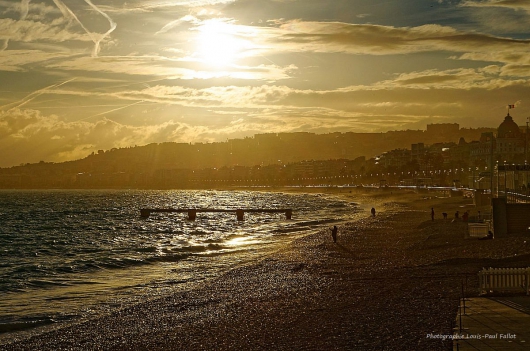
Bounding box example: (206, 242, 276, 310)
(1, 0, 530, 167)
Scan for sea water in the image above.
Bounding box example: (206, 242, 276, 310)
(0, 189, 359, 341)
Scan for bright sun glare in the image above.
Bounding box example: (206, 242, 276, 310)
(194, 20, 249, 67)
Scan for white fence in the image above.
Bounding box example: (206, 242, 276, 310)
(479, 267, 530, 295)
(467, 222, 490, 238)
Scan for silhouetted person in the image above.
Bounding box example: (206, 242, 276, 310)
(454, 211, 459, 219)
(431, 208, 435, 221)
(371, 207, 376, 217)
(462, 211, 469, 222)
(330, 225, 338, 243)
(442, 212, 448, 220)
(477, 210, 481, 221)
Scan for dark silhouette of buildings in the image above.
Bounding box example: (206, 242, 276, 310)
(1, 120, 525, 189)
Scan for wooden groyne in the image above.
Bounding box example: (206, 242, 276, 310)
(140, 208, 292, 221)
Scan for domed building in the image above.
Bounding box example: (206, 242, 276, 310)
(495, 113, 526, 164)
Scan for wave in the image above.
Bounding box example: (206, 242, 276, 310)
(272, 227, 312, 234)
(294, 219, 340, 226)
(0, 318, 56, 334)
(1, 189, 360, 338)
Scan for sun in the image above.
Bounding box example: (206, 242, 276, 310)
(194, 20, 249, 67)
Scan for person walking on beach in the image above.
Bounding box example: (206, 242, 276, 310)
(371, 207, 376, 217)
(431, 207, 435, 221)
(330, 225, 338, 243)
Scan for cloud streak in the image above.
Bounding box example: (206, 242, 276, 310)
(83, 0, 117, 57)
(462, 0, 530, 11)
(1, 0, 31, 50)
(268, 21, 530, 61)
(0, 78, 76, 112)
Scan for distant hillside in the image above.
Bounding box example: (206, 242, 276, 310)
(1, 127, 494, 177)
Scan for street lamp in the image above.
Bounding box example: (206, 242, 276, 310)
(487, 131, 494, 196)
(524, 117, 530, 165)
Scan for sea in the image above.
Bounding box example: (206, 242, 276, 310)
(0, 189, 361, 342)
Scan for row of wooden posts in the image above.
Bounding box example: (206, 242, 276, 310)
(140, 208, 292, 221)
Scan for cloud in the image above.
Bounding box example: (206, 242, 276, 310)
(458, 1, 530, 33)
(462, 0, 530, 11)
(95, 0, 238, 14)
(38, 16, 530, 84)
(2, 67, 530, 167)
(0, 108, 218, 166)
(46, 55, 296, 81)
(0, 18, 89, 44)
(455, 51, 530, 65)
(369, 67, 518, 90)
(38, 65, 528, 117)
(262, 21, 530, 63)
(0, 104, 348, 166)
(0, 50, 75, 71)
(500, 64, 530, 77)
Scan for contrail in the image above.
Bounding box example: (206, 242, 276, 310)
(20, 0, 30, 19)
(6, 1, 116, 56)
(74, 100, 145, 122)
(83, 0, 117, 57)
(0, 78, 77, 112)
(52, 0, 116, 57)
(155, 15, 196, 35)
(52, 0, 97, 45)
(155, 19, 182, 35)
(1, 0, 31, 51)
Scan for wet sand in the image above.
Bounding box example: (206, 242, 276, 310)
(3, 189, 530, 350)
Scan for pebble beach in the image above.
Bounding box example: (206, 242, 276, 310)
(3, 189, 530, 351)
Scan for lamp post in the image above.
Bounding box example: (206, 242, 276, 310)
(504, 161, 507, 199)
(524, 117, 530, 165)
(496, 161, 499, 198)
(488, 132, 494, 196)
(523, 117, 530, 195)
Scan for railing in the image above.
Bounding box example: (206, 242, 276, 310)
(479, 267, 530, 295)
(495, 190, 530, 203)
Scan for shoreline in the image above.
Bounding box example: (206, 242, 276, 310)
(0, 188, 358, 344)
(3, 189, 530, 350)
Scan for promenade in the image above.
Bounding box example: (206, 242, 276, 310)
(454, 297, 530, 350)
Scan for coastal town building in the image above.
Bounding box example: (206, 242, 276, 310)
(378, 149, 411, 169)
(495, 114, 526, 164)
(468, 113, 528, 169)
(426, 123, 459, 137)
(0, 119, 525, 189)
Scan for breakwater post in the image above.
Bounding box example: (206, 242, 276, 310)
(139, 208, 293, 221)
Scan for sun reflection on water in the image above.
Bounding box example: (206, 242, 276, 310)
(226, 236, 260, 247)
